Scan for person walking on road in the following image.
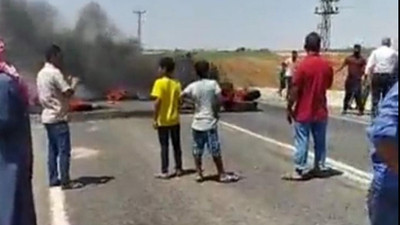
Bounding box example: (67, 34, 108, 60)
(367, 82, 398, 225)
(0, 40, 37, 225)
(283, 50, 299, 99)
(37, 45, 80, 189)
(336, 44, 367, 116)
(365, 37, 398, 118)
(151, 57, 183, 179)
(284, 32, 334, 180)
(181, 60, 239, 183)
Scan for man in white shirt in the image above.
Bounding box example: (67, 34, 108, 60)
(181, 60, 238, 183)
(283, 51, 299, 99)
(37, 45, 79, 189)
(365, 38, 398, 118)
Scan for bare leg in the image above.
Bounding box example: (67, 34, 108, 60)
(194, 156, 203, 182)
(213, 156, 226, 177)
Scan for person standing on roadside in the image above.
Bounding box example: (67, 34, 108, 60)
(181, 60, 238, 183)
(0, 39, 37, 225)
(283, 50, 299, 99)
(37, 44, 80, 189)
(151, 57, 183, 179)
(284, 32, 334, 180)
(336, 44, 367, 116)
(365, 37, 398, 118)
(367, 81, 398, 225)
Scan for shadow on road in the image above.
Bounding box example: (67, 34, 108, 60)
(282, 168, 343, 182)
(201, 172, 242, 183)
(68, 176, 115, 190)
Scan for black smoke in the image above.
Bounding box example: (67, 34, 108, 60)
(0, 0, 158, 98)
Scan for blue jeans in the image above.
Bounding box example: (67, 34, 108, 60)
(44, 122, 71, 186)
(368, 186, 399, 225)
(293, 121, 327, 172)
(192, 128, 221, 158)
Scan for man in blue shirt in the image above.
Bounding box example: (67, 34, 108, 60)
(367, 81, 398, 225)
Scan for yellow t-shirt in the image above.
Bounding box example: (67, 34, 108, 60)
(151, 76, 181, 127)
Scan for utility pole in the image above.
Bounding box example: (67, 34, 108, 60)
(315, 0, 340, 51)
(133, 10, 146, 47)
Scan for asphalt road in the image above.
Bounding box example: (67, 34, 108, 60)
(31, 106, 371, 225)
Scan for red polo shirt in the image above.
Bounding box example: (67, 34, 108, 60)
(293, 54, 334, 122)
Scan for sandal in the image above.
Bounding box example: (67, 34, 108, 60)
(219, 173, 240, 183)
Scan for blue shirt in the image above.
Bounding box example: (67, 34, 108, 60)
(367, 82, 398, 194)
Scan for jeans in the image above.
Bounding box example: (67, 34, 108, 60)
(293, 121, 327, 172)
(371, 74, 396, 118)
(368, 187, 399, 225)
(44, 122, 71, 186)
(192, 128, 221, 157)
(343, 78, 364, 112)
(157, 125, 182, 174)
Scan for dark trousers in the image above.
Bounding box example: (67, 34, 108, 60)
(157, 125, 182, 173)
(44, 122, 71, 186)
(371, 74, 396, 118)
(343, 79, 364, 112)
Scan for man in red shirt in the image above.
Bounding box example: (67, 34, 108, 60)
(336, 44, 367, 115)
(285, 32, 334, 180)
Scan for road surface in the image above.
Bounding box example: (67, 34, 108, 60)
(31, 103, 370, 225)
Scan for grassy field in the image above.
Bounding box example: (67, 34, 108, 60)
(166, 49, 352, 90)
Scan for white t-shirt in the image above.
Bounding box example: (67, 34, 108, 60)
(182, 79, 221, 131)
(365, 46, 398, 74)
(284, 57, 298, 77)
(37, 63, 72, 124)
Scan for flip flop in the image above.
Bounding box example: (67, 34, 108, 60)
(219, 173, 240, 183)
(155, 173, 170, 180)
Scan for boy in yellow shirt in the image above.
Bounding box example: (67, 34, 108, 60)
(151, 57, 183, 179)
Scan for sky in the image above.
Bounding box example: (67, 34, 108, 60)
(30, 0, 398, 50)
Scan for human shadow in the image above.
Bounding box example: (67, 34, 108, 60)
(66, 176, 115, 190)
(169, 169, 197, 178)
(282, 168, 343, 182)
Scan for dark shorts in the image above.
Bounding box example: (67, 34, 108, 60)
(192, 128, 221, 157)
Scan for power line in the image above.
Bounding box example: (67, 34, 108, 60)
(133, 10, 146, 47)
(315, 0, 340, 50)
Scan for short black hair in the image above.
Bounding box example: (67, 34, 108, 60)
(45, 44, 61, 62)
(304, 32, 321, 52)
(194, 60, 210, 79)
(159, 57, 175, 73)
(354, 44, 362, 49)
(292, 50, 298, 55)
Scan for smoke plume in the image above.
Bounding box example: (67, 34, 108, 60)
(0, 0, 158, 98)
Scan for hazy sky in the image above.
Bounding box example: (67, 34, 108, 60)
(33, 0, 398, 50)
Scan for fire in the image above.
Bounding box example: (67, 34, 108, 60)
(106, 88, 128, 104)
(69, 98, 93, 112)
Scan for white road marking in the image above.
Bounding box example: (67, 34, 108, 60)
(220, 121, 372, 188)
(49, 187, 71, 225)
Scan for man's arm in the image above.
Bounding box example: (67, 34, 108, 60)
(54, 71, 78, 98)
(151, 80, 162, 128)
(335, 58, 348, 73)
(287, 64, 303, 124)
(365, 51, 376, 76)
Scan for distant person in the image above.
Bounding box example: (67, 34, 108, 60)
(284, 32, 334, 179)
(365, 37, 398, 118)
(277, 62, 287, 97)
(181, 60, 238, 183)
(1, 40, 37, 225)
(37, 45, 80, 189)
(151, 57, 183, 179)
(367, 82, 398, 225)
(283, 50, 299, 99)
(336, 44, 367, 116)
